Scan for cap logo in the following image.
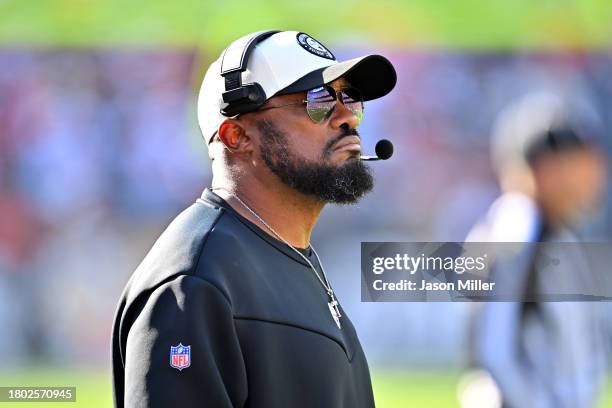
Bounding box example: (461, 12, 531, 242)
(296, 33, 335, 60)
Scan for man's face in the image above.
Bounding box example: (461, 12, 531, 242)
(242, 78, 374, 204)
(533, 147, 607, 224)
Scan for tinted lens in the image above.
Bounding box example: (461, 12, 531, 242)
(305, 86, 364, 125)
(340, 89, 364, 125)
(306, 86, 336, 123)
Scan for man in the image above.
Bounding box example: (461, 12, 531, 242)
(111, 30, 396, 407)
(463, 93, 608, 408)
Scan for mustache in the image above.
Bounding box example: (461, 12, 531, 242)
(323, 128, 360, 156)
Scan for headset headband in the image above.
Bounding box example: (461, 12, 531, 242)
(220, 30, 281, 117)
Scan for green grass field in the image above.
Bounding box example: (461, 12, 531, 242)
(1, 0, 612, 50)
(0, 368, 611, 407)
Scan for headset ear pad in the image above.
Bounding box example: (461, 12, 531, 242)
(219, 30, 281, 117)
(220, 83, 267, 116)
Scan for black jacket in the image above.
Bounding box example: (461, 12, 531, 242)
(111, 189, 375, 407)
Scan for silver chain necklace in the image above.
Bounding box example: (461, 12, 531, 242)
(212, 188, 342, 329)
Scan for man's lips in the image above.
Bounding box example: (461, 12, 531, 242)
(332, 135, 361, 154)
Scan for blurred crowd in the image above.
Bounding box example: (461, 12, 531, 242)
(1, 48, 611, 369)
(0, 49, 204, 364)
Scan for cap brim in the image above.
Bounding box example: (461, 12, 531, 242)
(276, 54, 397, 101)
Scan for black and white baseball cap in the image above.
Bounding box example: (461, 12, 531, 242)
(197, 30, 397, 144)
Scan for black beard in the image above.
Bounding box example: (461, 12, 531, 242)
(257, 119, 374, 204)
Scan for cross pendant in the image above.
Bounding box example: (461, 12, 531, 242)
(328, 299, 342, 329)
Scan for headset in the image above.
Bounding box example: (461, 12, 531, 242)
(220, 30, 281, 117)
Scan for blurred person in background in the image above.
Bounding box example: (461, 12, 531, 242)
(0, 175, 48, 364)
(460, 92, 609, 408)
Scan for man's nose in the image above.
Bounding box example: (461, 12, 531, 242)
(329, 101, 360, 130)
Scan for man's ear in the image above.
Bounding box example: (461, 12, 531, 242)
(218, 119, 252, 154)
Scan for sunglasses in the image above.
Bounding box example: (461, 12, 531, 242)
(258, 85, 364, 125)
